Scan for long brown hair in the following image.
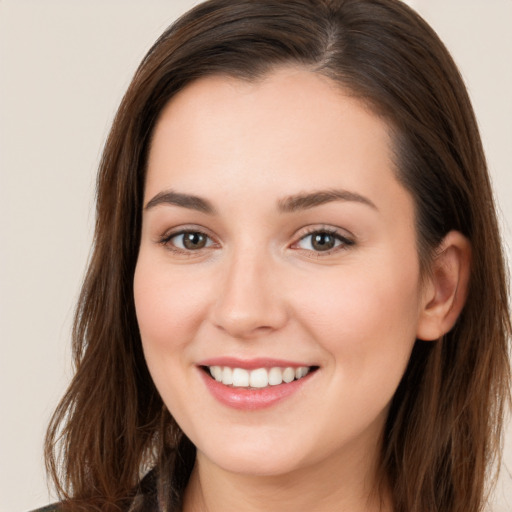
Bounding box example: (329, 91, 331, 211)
(45, 1, 511, 511)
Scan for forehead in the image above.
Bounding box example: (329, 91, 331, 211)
(145, 67, 408, 216)
(151, 68, 387, 153)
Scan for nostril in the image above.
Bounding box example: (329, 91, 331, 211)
(210, 270, 289, 338)
(213, 320, 282, 340)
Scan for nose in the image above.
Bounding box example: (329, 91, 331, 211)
(210, 248, 289, 339)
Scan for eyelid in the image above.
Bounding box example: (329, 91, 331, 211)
(158, 225, 219, 255)
(290, 225, 355, 255)
(155, 223, 355, 257)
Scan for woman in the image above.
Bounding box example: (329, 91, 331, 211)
(42, 0, 510, 511)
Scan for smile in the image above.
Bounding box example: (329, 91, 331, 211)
(198, 360, 319, 410)
(206, 365, 313, 389)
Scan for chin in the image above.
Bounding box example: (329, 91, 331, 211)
(196, 435, 310, 477)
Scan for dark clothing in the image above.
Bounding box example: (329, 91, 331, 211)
(30, 438, 195, 512)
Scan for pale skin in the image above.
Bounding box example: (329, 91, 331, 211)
(134, 67, 471, 512)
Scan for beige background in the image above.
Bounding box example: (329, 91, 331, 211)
(1, 1, 511, 511)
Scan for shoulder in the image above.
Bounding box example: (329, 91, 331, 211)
(26, 469, 160, 512)
(29, 505, 61, 512)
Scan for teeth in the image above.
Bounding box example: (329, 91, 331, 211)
(211, 366, 222, 382)
(249, 368, 268, 388)
(268, 367, 283, 386)
(232, 368, 249, 387)
(208, 365, 311, 388)
(222, 366, 233, 385)
(282, 367, 295, 383)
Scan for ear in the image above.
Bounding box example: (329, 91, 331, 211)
(416, 231, 471, 341)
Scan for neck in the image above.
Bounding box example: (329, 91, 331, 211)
(182, 438, 392, 512)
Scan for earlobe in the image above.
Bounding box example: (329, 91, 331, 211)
(416, 231, 471, 341)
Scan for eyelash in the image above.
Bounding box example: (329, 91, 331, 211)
(158, 226, 355, 257)
(292, 227, 355, 255)
(158, 227, 217, 257)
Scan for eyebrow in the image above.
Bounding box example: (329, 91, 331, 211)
(145, 190, 216, 214)
(277, 189, 378, 212)
(144, 187, 377, 215)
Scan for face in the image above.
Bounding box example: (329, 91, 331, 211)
(134, 68, 427, 480)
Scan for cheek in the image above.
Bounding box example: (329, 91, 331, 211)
(133, 257, 209, 350)
(133, 268, 218, 442)
(295, 257, 422, 365)
(133, 256, 210, 415)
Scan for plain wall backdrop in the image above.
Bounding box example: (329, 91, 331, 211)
(1, 1, 511, 511)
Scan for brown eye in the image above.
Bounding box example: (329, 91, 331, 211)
(165, 231, 212, 251)
(295, 229, 353, 253)
(182, 232, 208, 250)
(311, 232, 336, 251)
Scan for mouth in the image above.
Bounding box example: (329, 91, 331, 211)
(201, 365, 319, 390)
(197, 358, 320, 410)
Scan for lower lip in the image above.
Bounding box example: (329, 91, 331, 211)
(199, 368, 314, 410)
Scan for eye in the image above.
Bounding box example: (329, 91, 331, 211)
(161, 230, 214, 251)
(295, 229, 354, 253)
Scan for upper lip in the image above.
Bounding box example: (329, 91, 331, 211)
(197, 357, 316, 370)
